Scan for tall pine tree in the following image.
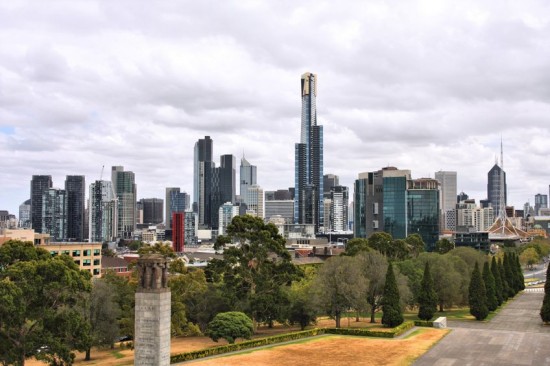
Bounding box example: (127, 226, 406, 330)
(418, 261, 438, 321)
(381, 262, 403, 327)
(540, 262, 550, 323)
(499, 257, 510, 301)
(503, 252, 516, 297)
(483, 261, 498, 312)
(491, 256, 503, 306)
(469, 262, 489, 321)
(515, 253, 525, 291)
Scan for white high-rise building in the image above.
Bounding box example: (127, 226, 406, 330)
(218, 203, 238, 236)
(435, 171, 457, 231)
(246, 184, 264, 218)
(330, 186, 349, 231)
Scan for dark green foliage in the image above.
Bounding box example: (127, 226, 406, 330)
(405, 234, 425, 258)
(0, 240, 92, 366)
(515, 254, 525, 291)
(208, 215, 300, 329)
(418, 262, 438, 321)
(540, 264, 550, 323)
(498, 257, 510, 301)
(344, 238, 370, 256)
(469, 262, 489, 320)
(491, 257, 504, 306)
(503, 253, 517, 297)
(435, 238, 454, 254)
(381, 262, 403, 327)
(482, 261, 498, 312)
(207, 312, 253, 344)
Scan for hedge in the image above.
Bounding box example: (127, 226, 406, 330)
(414, 320, 434, 327)
(326, 321, 414, 338)
(170, 321, 415, 363)
(170, 328, 324, 363)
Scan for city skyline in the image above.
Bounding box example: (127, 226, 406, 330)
(2, 1, 550, 215)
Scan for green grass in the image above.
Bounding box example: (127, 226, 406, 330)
(111, 351, 125, 359)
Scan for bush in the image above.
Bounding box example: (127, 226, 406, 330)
(207, 312, 253, 344)
(414, 320, 434, 327)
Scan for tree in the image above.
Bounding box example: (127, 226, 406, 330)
(0, 240, 92, 366)
(469, 262, 488, 321)
(431, 254, 463, 311)
(418, 262, 438, 321)
(101, 270, 136, 341)
(405, 234, 425, 258)
(310, 256, 367, 328)
(207, 312, 253, 344)
(367, 232, 394, 257)
(356, 251, 387, 323)
(435, 238, 454, 254)
(491, 256, 503, 306)
(540, 263, 550, 323)
(137, 242, 176, 258)
(498, 257, 510, 301)
(344, 238, 370, 256)
(381, 262, 403, 327)
(520, 248, 539, 270)
(83, 279, 120, 360)
(482, 261, 498, 312)
(514, 253, 525, 291)
(210, 215, 300, 331)
(286, 269, 317, 330)
(503, 252, 517, 297)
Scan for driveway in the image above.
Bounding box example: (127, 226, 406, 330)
(414, 292, 550, 366)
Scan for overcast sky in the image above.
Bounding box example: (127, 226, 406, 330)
(1, 0, 550, 217)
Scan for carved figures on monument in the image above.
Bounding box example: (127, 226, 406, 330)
(137, 254, 170, 291)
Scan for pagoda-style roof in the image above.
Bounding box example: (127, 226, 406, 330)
(488, 216, 528, 240)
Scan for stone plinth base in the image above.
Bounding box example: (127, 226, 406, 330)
(135, 291, 171, 366)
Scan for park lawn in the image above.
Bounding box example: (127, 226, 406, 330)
(188, 328, 449, 366)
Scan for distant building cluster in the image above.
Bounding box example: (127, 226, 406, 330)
(2, 72, 548, 257)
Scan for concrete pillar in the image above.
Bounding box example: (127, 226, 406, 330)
(135, 254, 171, 366)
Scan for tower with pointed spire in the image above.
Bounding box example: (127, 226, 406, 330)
(240, 154, 257, 206)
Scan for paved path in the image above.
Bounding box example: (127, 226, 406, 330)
(414, 292, 550, 366)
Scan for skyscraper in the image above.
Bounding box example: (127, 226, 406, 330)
(487, 163, 507, 218)
(434, 171, 457, 231)
(165, 188, 188, 229)
(112, 166, 137, 239)
(19, 199, 31, 228)
(194, 136, 214, 227)
(42, 188, 67, 241)
(140, 198, 164, 225)
(31, 175, 52, 233)
(89, 180, 117, 242)
(294, 72, 324, 232)
(330, 186, 349, 231)
(535, 194, 548, 216)
(407, 178, 440, 251)
(323, 174, 339, 198)
(240, 156, 257, 204)
(65, 175, 85, 241)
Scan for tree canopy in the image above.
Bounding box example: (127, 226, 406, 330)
(0, 240, 92, 366)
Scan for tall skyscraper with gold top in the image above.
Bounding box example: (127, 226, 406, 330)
(294, 72, 324, 231)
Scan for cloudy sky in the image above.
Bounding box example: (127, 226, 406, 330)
(1, 0, 550, 217)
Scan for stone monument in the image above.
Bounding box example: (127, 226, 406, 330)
(135, 254, 171, 365)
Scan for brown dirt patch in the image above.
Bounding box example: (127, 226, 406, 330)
(184, 328, 448, 366)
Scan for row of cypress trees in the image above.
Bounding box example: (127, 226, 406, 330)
(380, 251, 526, 326)
(469, 252, 524, 320)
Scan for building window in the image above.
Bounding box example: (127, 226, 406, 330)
(72, 250, 81, 257)
(93, 269, 100, 275)
(50, 251, 58, 256)
(74, 260, 80, 265)
(83, 259, 91, 267)
(93, 249, 100, 256)
(83, 249, 91, 256)
(62, 250, 70, 255)
(93, 259, 100, 266)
